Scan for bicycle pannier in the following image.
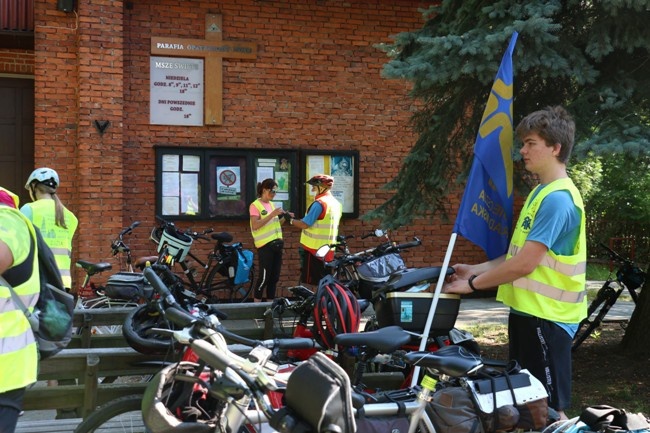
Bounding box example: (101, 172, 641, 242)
(429, 386, 486, 433)
(104, 272, 149, 301)
(467, 367, 548, 432)
(233, 247, 253, 285)
(284, 351, 356, 433)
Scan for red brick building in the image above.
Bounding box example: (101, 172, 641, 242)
(1, 0, 485, 294)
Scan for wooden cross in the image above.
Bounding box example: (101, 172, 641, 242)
(151, 14, 257, 126)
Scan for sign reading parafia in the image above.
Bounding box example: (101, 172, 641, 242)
(150, 56, 204, 126)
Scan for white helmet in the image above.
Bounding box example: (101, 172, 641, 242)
(25, 167, 60, 190)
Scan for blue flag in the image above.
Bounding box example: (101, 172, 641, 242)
(453, 32, 518, 260)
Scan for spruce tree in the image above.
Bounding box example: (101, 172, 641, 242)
(367, 0, 650, 228)
(370, 0, 649, 355)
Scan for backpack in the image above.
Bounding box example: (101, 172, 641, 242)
(3, 225, 74, 360)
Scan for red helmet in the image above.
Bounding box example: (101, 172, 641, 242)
(312, 275, 360, 350)
(306, 174, 334, 188)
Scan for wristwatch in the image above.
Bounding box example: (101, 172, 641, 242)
(468, 275, 479, 292)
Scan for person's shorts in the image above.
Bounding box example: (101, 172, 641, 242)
(508, 312, 573, 411)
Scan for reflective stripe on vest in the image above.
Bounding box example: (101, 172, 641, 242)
(0, 207, 40, 393)
(300, 193, 342, 251)
(496, 178, 587, 323)
(250, 199, 282, 248)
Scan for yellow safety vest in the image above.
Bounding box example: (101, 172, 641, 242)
(0, 207, 40, 393)
(300, 192, 342, 252)
(250, 199, 283, 248)
(22, 199, 78, 288)
(497, 178, 587, 323)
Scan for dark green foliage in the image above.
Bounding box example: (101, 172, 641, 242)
(367, 0, 650, 228)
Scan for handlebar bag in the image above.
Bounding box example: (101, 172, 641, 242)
(356, 253, 405, 300)
(284, 351, 356, 433)
(105, 272, 148, 301)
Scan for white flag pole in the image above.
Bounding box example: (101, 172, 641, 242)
(409, 232, 458, 387)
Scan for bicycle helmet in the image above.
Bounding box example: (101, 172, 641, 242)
(312, 274, 360, 350)
(25, 167, 59, 189)
(306, 174, 334, 188)
(142, 362, 224, 433)
(123, 303, 176, 355)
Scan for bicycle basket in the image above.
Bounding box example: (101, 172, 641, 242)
(157, 226, 193, 262)
(142, 361, 224, 433)
(618, 263, 646, 291)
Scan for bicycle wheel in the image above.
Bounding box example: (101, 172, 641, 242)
(572, 287, 615, 351)
(230, 262, 255, 303)
(73, 394, 144, 433)
(203, 262, 255, 303)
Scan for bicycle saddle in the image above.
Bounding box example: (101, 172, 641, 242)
(403, 345, 483, 377)
(382, 266, 455, 293)
(135, 255, 160, 270)
(76, 260, 112, 276)
(334, 325, 411, 353)
(211, 232, 233, 243)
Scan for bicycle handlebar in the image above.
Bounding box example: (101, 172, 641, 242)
(119, 221, 141, 237)
(144, 265, 319, 352)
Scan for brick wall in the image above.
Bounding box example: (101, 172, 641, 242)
(23, 0, 488, 294)
(0, 48, 33, 74)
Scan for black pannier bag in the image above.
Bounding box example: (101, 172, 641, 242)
(104, 272, 150, 301)
(282, 351, 356, 433)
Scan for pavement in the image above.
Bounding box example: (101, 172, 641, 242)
(453, 280, 634, 328)
(360, 280, 635, 329)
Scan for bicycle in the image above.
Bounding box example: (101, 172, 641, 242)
(135, 268, 553, 433)
(571, 242, 646, 351)
(316, 229, 422, 300)
(76, 221, 153, 334)
(151, 216, 256, 303)
(74, 265, 319, 433)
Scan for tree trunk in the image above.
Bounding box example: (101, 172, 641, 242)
(620, 264, 650, 355)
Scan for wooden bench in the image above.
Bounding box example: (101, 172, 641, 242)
(17, 301, 297, 432)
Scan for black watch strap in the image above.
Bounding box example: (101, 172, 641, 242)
(468, 275, 479, 292)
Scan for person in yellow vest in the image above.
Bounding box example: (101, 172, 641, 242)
(20, 168, 78, 290)
(1, 187, 40, 432)
(289, 174, 342, 286)
(249, 179, 289, 302)
(444, 106, 586, 420)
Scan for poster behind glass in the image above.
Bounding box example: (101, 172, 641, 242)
(254, 156, 293, 213)
(208, 155, 248, 218)
(304, 153, 355, 215)
(161, 153, 201, 216)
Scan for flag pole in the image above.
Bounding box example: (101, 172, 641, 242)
(409, 232, 457, 387)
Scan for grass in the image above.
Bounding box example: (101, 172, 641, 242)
(586, 262, 612, 280)
(466, 322, 650, 418)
